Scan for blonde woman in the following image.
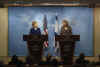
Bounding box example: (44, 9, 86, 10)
(30, 21, 41, 35)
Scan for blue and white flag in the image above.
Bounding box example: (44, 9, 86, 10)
(54, 16, 60, 56)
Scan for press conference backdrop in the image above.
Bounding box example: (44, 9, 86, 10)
(8, 7, 93, 56)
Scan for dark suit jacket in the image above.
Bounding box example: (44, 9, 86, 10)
(30, 28, 41, 35)
(60, 26, 72, 35)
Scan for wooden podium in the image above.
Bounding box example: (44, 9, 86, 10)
(23, 35, 80, 64)
(23, 35, 48, 64)
(55, 35, 80, 64)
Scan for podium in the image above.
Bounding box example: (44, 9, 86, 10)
(23, 35, 80, 64)
(55, 35, 80, 64)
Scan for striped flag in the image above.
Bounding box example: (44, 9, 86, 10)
(43, 15, 48, 48)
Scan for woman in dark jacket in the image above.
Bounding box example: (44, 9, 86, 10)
(30, 21, 41, 35)
(60, 20, 72, 35)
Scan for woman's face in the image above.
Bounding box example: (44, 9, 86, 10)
(32, 22, 38, 28)
(62, 21, 68, 27)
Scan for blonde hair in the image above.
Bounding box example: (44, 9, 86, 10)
(32, 21, 37, 26)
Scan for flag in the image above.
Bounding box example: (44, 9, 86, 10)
(54, 16, 60, 56)
(43, 15, 48, 48)
(55, 16, 59, 33)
